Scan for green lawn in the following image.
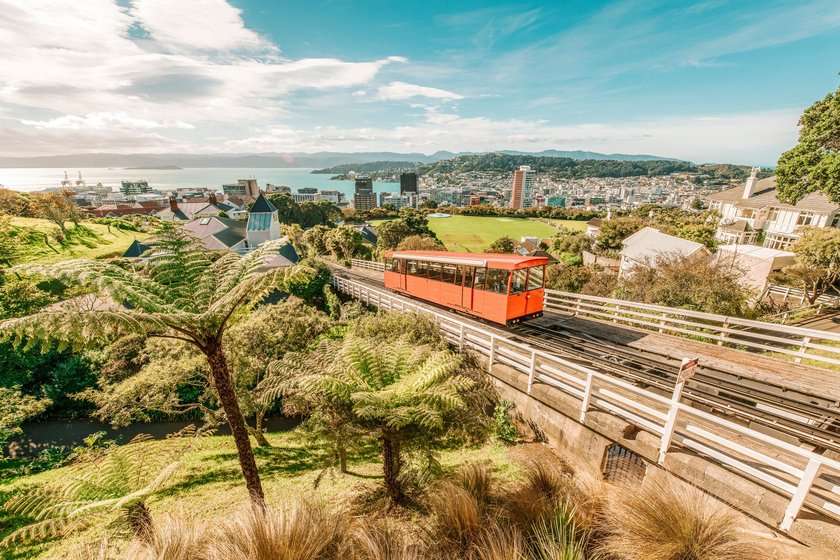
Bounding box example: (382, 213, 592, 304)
(372, 216, 586, 252)
(0, 430, 523, 559)
(9, 217, 149, 264)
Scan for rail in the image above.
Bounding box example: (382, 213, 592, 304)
(764, 284, 840, 307)
(543, 289, 840, 367)
(331, 274, 840, 532)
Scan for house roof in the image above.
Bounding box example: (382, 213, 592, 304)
(122, 239, 151, 258)
(181, 216, 246, 249)
(261, 241, 300, 268)
(621, 227, 708, 263)
(586, 218, 603, 227)
(348, 224, 377, 244)
(719, 220, 754, 232)
(250, 193, 277, 213)
(706, 176, 840, 214)
(716, 244, 795, 259)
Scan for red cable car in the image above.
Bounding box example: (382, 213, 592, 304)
(382, 250, 548, 325)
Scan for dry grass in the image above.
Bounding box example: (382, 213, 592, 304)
(206, 502, 344, 560)
(530, 505, 597, 560)
(428, 482, 486, 555)
(348, 518, 422, 560)
(471, 523, 525, 560)
(126, 514, 207, 560)
(597, 476, 766, 560)
(502, 461, 579, 534)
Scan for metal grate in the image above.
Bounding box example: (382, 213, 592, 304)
(602, 444, 646, 487)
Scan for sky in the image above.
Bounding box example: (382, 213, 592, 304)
(0, 0, 838, 165)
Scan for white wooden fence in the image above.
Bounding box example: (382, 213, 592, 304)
(764, 284, 840, 307)
(351, 258, 384, 272)
(331, 274, 840, 532)
(544, 290, 840, 367)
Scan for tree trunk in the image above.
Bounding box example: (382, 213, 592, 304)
(382, 435, 402, 503)
(337, 439, 348, 474)
(205, 340, 265, 508)
(127, 501, 153, 543)
(252, 412, 271, 447)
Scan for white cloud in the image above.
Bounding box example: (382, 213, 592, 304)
(20, 112, 194, 130)
(377, 81, 464, 101)
(130, 0, 275, 53)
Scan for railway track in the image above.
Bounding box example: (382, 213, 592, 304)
(335, 269, 840, 455)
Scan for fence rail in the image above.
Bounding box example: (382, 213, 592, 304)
(331, 274, 840, 532)
(544, 289, 840, 367)
(351, 258, 384, 272)
(764, 284, 840, 307)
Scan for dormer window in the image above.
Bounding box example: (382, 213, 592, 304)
(767, 207, 779, 222)
(738, 208, 754, 219)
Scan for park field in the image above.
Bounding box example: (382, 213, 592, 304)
(373, 215, 586, 252)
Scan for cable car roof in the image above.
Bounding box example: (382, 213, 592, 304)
(385, 250, 549, 269)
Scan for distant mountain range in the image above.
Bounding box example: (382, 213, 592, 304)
(0, 149, 678, 169)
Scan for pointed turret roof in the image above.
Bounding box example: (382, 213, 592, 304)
(123, 239, 151, 258)
(250, 193, 276, 213)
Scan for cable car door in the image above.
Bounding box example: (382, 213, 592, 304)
(459, 265, 473, 309)
(398, 259, 407, 290)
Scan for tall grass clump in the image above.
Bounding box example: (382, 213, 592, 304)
(502, 461, 579, 534)
(207, 501, 344, 560)
(530, 504, 600, 560)
(348, 518, 422, 560)
(598, 476, 765, 560)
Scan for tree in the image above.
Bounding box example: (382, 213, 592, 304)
(326, 225, 364, 263)
(486, 236, 516, 253)
(596, 217, 645, 253)
(0, 188, 28, 216)
(262, 334, 483, 503)
(771, 227, 840, 304)
(376, 220, 412, 251)
(283, 258, 332, 301)
(29, 192, 75, 234)
(617, 253, 753, 316)
(280, 223, 305, 256)
(776, 84, 840, 204)
(396, 235, 444, 251)
(226, 299, 332, 446)
(301, 224, 331, 257)
(0, 387, 49, 453)
(0, 224, 310, 508)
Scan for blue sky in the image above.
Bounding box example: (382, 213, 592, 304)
(1, 0, 838, 164)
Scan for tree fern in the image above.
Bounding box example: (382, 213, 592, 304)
(0, 227, 318, 508)
(261, 321, 487, 503)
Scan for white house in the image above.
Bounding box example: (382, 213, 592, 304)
(246, 193, 282, 248)
(619, 227, 710, 277)
(715, 244, 796, 294)
(707, 168, 840, 250)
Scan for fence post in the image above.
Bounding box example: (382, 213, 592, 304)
(487, 335, 496, 372)
(658, 313, 666, 333)
(794, 336, 811, 364)
(780, 458, 821, 532)
(527, 350, 537, 394)
(718, 318, 729, 346)
(458, 323, 465, 351)
(658, 357, 696, 465)
(579, 372, 594, 423)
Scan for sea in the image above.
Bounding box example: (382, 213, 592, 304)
(0, 167, 400, 198)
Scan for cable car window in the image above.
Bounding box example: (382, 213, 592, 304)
(415, 260, 428, 277)
(527, 266, 544, 291)
(395, 259, 406, 274)
(474, 267, 487, 290)
(385, 258, 394, 271)
(511, 269, 528, 294)
(486, 269, 509, 294)
(458, 265, 473, 287)
(441, 264, 457, 284)
(406, 260, 419, 276)
(428, 262, 442, 282)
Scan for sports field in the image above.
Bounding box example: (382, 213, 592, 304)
(373, 215, 586, 252)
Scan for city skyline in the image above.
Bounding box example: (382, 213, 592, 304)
(1, 1, 838, 165)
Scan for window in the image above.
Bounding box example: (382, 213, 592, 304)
(602, 444, 646, 487)
(456, 265, 473, 287)
(441, 264, 457, 284)
(796, 211, 814, 226)
(406, 260, 420, 276)
(832, 214, 840, 228)
(199, 217, 211, 225)
(738, 208, 754, 219)
(486, 269, 509, 294)
(394, 259, 405, 274)
(416, 261, 429, 277)
(767, 207, 780, 222)
(511, 269, 528, 294)
(474, 267, 487, 290)
(385, 258, 394, 271)
(428, 262, 442, 282)
(527, 266, 544, 291)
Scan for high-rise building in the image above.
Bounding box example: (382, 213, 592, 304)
(222, 179, 260, 197)
(400, 172, 418, 195)
(120, 180, 151, 196)
(510, 166, 535, 209)
(354, 176, 376, 211)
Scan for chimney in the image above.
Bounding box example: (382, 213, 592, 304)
(743, 167, 760, 199)
(208, 192, 218, 205)
(169, 196, 179, 212)
(606, 209, 612, 221)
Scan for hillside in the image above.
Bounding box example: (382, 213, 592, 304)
(311, 160, 422, 175)
(8, 217, 148, 264)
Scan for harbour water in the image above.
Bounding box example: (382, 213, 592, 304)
(0, 167, 400, 198)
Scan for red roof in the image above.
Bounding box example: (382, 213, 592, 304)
(385, 250, 548, 269)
